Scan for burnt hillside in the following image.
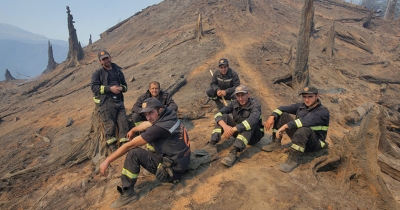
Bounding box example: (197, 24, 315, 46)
(0, 0, 399, 209)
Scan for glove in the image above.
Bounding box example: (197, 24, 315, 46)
(156, 163, 170, 182)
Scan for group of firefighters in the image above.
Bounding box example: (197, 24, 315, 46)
(91, 50, 330, 208)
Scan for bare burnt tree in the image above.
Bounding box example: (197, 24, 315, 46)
(293, 0, 314, 92)
(363, 10, 375, 28)
(195, 13, 204, 41)
(384, 0, 397, 20)
(5, 69, 16, 81)
(66, 6, 84, 68)
(89, 34, 92, 45)
(42, 41, 58, 74)
(322, 22, 336, 57)
(246, 0, 253, 13)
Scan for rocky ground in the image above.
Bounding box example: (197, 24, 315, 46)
(0, 0, 399, 209)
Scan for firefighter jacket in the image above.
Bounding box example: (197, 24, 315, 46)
(131, 90, 178, 114)
(151, 108, 190, 172)
(214, 98, 263, 133)
(91, 63, 127, 105)
(271, 99, 330, 141)
(210, 68, 240, 97)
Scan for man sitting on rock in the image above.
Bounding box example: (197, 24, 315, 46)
(262, 86, 330, 173)
(100, 98, 190, 208)
(196, 85, 264, 167)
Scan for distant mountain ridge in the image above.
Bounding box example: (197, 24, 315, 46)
(0, 23, 68, 81)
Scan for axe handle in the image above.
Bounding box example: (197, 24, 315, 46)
(209, 70, 228, 106)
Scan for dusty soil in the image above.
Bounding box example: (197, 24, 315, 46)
(0, 0, 400, 209)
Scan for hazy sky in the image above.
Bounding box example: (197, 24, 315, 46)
(0, 0, 163, 44)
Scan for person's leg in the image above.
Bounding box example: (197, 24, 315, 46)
(222, 123, 264, 167)
(262, 112, 294, 152)
(100, 100, 118, 152)
(194, 114, 235, 160)
(111, 148, 162, 208)
(206, 87, 224, 109)
(117, 102, 130, 145)
(209, 114, 236, 144)
(279, 127, 320, 173)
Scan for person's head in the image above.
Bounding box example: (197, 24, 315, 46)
(148, 81, 161, 97)
(218, 58, 229, 75)
(98, 50, 112, 69)
(234, 85, 250, 106)
(299, 86, 319, 107)
(140, 98, 162, 124)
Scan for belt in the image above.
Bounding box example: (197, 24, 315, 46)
(107, 98, 122, 103)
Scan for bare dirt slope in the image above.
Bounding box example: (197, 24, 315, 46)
(0, 0, 400, 209)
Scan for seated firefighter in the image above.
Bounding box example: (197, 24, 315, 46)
(262, 86, 330, 173)
(206, 58, 240, 109)
(196, 85, 264, 167)
(100, 98, 190, 208)
(131, 81, 178, 127)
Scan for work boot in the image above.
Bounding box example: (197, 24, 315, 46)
(214, 99, 225, 110)
(110, 186, 139, 209)
(194, 142, 218, 161)
(279, 149, 302, 173)
(189, 153, 212, 170)
(261, 135, 282, 152)
(221, 152, 237, 167)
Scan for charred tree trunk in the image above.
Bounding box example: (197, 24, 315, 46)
(89, 34, 92, 45)
(293, 0, 314, 92)
(1, 107, 109, 180)
(284, 45, 293, 65)
(363, 10, 374, 28)
(5, 69, 16, 81)
(42, 41, 58, 74)
(195, 13, 204, 41)
(335, 30, 373, 54)
(246, 0, 253, 13)
(66, 6, 84, 68)
(322, 22, 335, 57)
(384, 0, 397, 20)
(330, 107, 400, 209)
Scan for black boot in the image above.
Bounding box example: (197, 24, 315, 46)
(279, 149, 302, 173)
(261, 133, 282, 152)
(110, 186, 139, 208)
(221, 147, 238, 167)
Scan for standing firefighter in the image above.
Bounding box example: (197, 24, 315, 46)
(206, 58, 240, 109)
(262, 86, 330, 173)
(91, 50, 129, 152)
(196, 85, 264, 167)
(100, 98, 190, 208)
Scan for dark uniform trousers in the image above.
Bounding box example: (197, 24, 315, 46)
(206, 88, 234, 101)
(121, 148, 162, 188)
(210, 114, 264, 152)
(99, 99, 129, 145)
(274, 113, 324, 152)
(131, 113, 147, 127)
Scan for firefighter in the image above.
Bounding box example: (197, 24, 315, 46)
(196, 85, 264, 167)
(100, 98, 190, 208)
(131, 81, 178, 127)
(262, 86, 330, 173)
(206, 58, 240, 109)
(91, 50, 129, 152)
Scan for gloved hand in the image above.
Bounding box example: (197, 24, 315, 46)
(156, 163, 170, 182)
